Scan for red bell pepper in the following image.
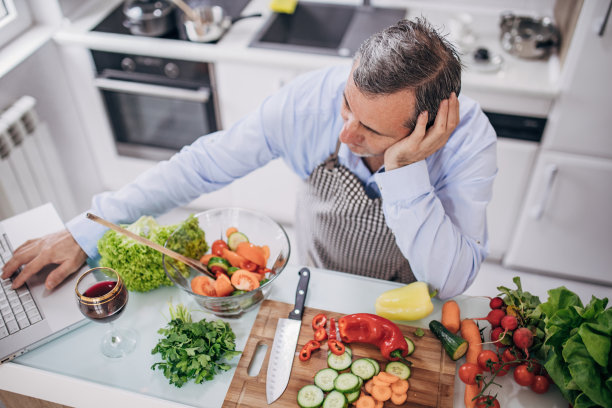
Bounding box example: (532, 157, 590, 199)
(298, 340, 321, 361)
(328, 317, 337, 340)
(328, 339, 345, 355)
(337, 313, 412, 364)
(311, 313, 327, 331)
(314, 327, 327, 342)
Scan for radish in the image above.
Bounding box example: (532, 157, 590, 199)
(490, 326, 507, 348)
(513, 327, 534, 358)
(489, 296, 504, 310)
(473, 308, 506, 328)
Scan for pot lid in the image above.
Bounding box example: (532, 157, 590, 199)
(124, 0, 174, 20)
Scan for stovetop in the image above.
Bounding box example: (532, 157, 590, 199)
(92, 0, 252, 42)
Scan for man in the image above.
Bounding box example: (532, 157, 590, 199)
(2, 19, 496, 299)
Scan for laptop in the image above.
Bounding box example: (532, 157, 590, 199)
(0, 203, 90, 363)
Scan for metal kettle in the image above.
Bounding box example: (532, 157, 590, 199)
(123, 0, 176, 37)
(499, 12, 560, 59)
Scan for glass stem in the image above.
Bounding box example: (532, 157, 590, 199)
(109, 321, 119, 345)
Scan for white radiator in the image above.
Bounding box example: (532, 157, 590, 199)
(0, 96, 77, 220)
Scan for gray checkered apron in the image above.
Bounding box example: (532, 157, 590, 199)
(296, 140, 415, 282)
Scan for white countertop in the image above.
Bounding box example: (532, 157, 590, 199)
(53, 0, 560, 116)
(2, 260, 608, 408)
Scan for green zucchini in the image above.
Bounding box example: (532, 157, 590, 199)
(428, 319, 468, 361)
(404, 336, 415, 356)
(297, 384, 324, 408)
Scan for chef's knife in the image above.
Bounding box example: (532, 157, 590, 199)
(266, 267, 311, 404)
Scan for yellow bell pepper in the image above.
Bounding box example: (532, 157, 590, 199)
(375, 281, 434, 321)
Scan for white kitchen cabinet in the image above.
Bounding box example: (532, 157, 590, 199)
(486, 138, 538, 261)
(504, 151, 612, 284)
(541, 0, 612, 159)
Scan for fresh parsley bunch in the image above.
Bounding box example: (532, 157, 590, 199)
(151, 304, 241, 387)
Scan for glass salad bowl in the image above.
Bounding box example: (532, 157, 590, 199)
(162, 207, 291, 317)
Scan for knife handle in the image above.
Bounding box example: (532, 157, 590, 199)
(288, 267, 310, 320)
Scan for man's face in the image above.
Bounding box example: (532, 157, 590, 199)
(339, 68, 417, 158)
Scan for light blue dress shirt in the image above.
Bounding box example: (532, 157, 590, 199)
(67, 64, 497, 299)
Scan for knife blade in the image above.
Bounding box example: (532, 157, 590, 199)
(266, 267, 311, 404)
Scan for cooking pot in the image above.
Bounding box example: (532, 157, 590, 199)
(123, 0, 176, 37)
(178, 4, 262, 43)
(499, 13, 560, 59)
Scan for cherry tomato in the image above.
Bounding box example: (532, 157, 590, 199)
(502, 347, 523, 367)
(211, 240, 229, 256)
(477, 349, 508, 376)
(514, 364, 535, 386)
(210, 265, 227, 277)
(475, 395, 500, 408)
(458, 362, 483, 386)
(530, 375, 550, 394)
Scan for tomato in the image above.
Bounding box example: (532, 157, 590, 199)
(211, 239, 229, 256)
(502, 347, 523, 367)
(514, 364, 535, 386)
(458, 363, 483, 386)
(474, 395, 500, 408)
(239, 259, 258, 272)
(530, 375, 550, 394)
(477, 350, 500, 373)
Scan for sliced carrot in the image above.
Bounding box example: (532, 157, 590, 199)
(371, 376, 388, 387)
(374, 400, 383, 408)
(190, 275, 216, 297)
(225, 226, 238, 239)
(364, 379, 374, 395)
(390, 379, 409, 394)
(199, 253, 214, 265)
(355, 394, 376, 408)
(441, 300, 461, 334)
(230, 269, 260, 291)
(390, 392, 408, 405)
(371, 384, 392, 401)
(461, 318, 483, 365)
(214, 274, 234, 297)
(221, 247, 247, 268)
(376, 371, 399, 384)
(235, 242, 266, 267)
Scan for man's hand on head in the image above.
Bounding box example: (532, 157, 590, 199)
(384, 92, 460, 171)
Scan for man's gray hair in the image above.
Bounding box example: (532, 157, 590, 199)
(353, 18, 462, 130)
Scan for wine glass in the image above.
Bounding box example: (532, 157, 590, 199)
(75, 267, 137, 358)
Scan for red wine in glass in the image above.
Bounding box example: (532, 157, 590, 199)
(75, 267, 136, 357)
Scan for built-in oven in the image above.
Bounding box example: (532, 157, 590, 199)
(91, 50, 221, 161)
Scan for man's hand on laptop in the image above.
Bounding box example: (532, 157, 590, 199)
(1, 230, 87, 291)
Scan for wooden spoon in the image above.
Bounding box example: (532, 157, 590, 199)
(169, 0, 199, 21)
(86, 213, 214, 278)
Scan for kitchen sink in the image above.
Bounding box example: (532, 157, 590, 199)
(249, 2, 407, 57)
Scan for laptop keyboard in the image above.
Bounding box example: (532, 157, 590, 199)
(0, 232, 43, 339)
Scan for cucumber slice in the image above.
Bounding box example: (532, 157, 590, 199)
(297, 384, 324, 408)
(333, 373, 361, 393)
(327, 351, 352, 371)
(350, 358, 376, 380)
(207, 256, 230, 271)
(314, 368, 339, 392)
(385, 361, 411, 380)
(364, 358, 380, 375)
(345, 389, 360, 404)
(227, 231, 249, 251)
(405, 336, 415, 356)
(322, 390, 347, 408)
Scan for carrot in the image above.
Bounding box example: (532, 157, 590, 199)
(261, 245, 270, 263)
(371, 376, 388, 387)
(364, 379, 374, 395)
(235, 242, 266, 267)
(230, 269, 260, 291)
(221, 247, 247, 268)
(371, 384, 392, 401)
(199, 253, 214, 265)
(376, 371, 399, 384)
(390, 392, 408, 405)
(442, 300, 461, 334)
(461, 318, 482, 364)
(374, 400, 383, 408)
(464, 383, 481, 408)
(190, 276, 216, 297)
(225, 226, 238, 238)
(214, 274, 234, 297)
(390, 379, 409, 394)
(355, 394, 376, 408)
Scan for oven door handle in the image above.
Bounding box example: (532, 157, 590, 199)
(94, 78, 210, 103)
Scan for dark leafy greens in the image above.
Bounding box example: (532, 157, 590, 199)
(538, 287, 611, 408)
(151, 304, 241, 387)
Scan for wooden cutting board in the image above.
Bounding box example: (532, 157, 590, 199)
(223, 300, 456, 408)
